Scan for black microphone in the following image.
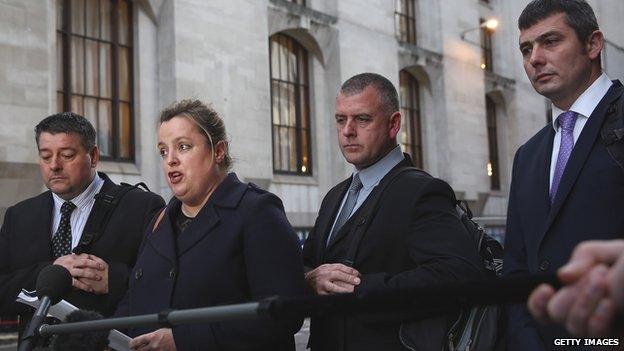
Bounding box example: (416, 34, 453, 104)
(18, 264, 72, 351)
(50, 310, 108, 351)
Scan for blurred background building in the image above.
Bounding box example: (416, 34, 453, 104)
(1, 0, 623, 243)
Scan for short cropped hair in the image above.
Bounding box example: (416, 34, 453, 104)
(340, 73, 400, 114)
(35, 112, 96, 151)
(518, 0, 599, 43)
(159, 99, 231, 169)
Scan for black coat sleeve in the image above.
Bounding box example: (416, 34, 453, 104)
(0, 206, 50, 315)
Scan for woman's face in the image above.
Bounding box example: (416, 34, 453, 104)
(158, 116, 220, 207)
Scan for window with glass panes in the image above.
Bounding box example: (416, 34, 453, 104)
(395, 0, 417, 44)
(285, 0, 305, 5)
(269, 34, 312, 175)
(399, 70, 423, 168)
(486, 96, 500, 190)
(56, 0, 134, 160)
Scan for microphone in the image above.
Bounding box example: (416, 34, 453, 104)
(50, 310, 108, 351)
(18, 264, 72, 351)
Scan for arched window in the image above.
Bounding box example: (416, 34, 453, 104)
(399, 70, 423, 168)
(486, 96, 500, 190)
(269, 34, 312, 175)
(56, 0, 134, 160)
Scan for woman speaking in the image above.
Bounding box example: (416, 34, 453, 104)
(118, 100, 305, 350)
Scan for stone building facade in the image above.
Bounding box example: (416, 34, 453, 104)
(1, 0, 623, 240)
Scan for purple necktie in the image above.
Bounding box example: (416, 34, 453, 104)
(550, 111, 578, 203)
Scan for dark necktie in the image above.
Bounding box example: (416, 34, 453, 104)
(326, 174, 363, 247)
(550, 111, 578, 203)
(52, 201, 76, 259)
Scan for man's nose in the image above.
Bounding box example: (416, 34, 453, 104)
(341, 119, 356, 137)
(50, 156, 62, 171)
(529, 46, 546, 67)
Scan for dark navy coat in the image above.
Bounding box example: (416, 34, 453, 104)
(503, 81, 624, 350)
(116, 173, 305, 350)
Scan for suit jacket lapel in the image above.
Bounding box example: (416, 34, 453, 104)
(325, 156, 414, 252)
(40, 192, 54, 256)
(317, 179, 350, 263)
(541, 82, 624, 244)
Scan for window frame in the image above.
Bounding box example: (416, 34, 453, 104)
(399, 70, 423, 168)
(395, 0, 417, 45)
(480, 18, 494, 72)
(485, 96, 501, 190)
(56, 0, 135, 162)
(269, 33, 313, 176)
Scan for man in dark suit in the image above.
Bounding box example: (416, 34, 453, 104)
(0, 112, 165, 334)
(504, 1, 624, 350)
(302, 73, 483, 351)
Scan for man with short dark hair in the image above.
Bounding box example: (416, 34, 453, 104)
(0, 112, 165, 335)
(504, 0, 624, 349)
(302, 73, 483, 350)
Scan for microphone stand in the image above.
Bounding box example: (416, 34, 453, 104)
(18, 296, 52, 351)
(39, 274, 560, 338)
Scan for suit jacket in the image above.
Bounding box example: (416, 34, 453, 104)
(0, 172, 165, 327)
(503, 81, 624, 350)
(116, 173, 306, 351)
(302, 155, 484, 351)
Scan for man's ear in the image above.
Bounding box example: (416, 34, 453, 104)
(89, 145, 100, 168)
(586, 30, 604, 61)
(388, 111, 402, 139)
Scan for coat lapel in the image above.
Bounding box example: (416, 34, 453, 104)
(324, 156, 414, 252)
(539, 82, 624, 246)
(147, 205, 177, 264)
(317, 179, 350, 262)
(39, 192, 54, 256)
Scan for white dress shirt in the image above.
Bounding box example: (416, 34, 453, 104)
(549, 73, 613, 190)
(51, 174, 105, 249)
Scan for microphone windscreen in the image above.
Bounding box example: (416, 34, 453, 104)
(51, 310, 109, 351)
(36, 264, 72, 304)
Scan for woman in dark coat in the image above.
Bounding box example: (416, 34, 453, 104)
(117, 99, 306, 351)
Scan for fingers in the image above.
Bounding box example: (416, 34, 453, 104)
(587, 298, 615, 337)
(608, 252, 624, 312)
(559, 240, 624, 283)
(319, 280, 356, 295)
(72, 277, 94, 293)
(528, 284, 556, 324)
(565, 265, 609, 336)
(129, 333, 150, 349)
(306, 264, 361, 294)
(69, 267, 102, 280)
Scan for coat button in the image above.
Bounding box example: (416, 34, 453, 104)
(169, 268, 175, 279)
(135, 268, 143, 280)
(539, 260, 550, 272)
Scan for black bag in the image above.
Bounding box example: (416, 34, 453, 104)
(442, 200, 504, 351)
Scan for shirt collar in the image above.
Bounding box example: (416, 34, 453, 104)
(354, 145, 404, 190)
(52, 173, 104, 211)
(551, 72, 613, 131)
